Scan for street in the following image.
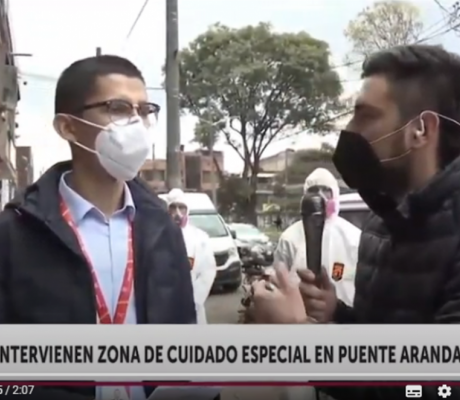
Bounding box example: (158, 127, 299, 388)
(204, 288, 285, 400)
(205, 287, 242, 324)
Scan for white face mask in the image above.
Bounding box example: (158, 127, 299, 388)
(65, 116, 151, 181)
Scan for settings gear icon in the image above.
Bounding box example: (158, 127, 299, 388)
(438, 384, 452, 398)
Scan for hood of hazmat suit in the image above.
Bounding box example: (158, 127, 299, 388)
(273, 168, 361, 306)
(165, 189, 217, 324)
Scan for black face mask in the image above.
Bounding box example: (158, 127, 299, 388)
(333, 130, 400, 217)
(332, 130, 385, 193)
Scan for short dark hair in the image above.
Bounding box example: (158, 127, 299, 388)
(54, 55, 145, 115)
(362, 44, 460, 168)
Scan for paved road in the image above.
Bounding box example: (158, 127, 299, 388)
(205, 287, 242, 324)
(204, 288, 285, 400)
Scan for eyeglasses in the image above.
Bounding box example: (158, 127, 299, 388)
(79, 99, 161, 126)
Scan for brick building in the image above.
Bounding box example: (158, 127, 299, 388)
(139, 149, 224, 193)
(0, 0, 19, 207)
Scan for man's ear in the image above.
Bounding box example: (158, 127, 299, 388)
(53, 114, 76, 143)
(413, 111, 440, 148)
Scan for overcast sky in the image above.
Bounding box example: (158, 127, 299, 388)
(9, 0, 457, 177)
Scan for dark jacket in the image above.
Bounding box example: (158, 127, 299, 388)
(0, 162, 196, 400)
(323, 157, 460, 400)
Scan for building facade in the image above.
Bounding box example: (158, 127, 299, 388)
(139, 149, 224, 194)
(16, 145, 33, 191)
(0, 0, 19, 207)
(258, 149, 295, 173)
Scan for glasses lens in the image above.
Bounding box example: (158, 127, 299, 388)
(108, 100, 134, 125)
(145, 103, 160, 128)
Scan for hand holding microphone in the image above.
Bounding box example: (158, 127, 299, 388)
(298, 192, 337, 322)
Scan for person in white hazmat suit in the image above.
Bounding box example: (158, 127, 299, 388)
(164, 189, 217, 324)
(274, 168, 360, 305)
(274, 168, 361, 400)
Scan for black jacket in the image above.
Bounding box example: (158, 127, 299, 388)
(323, 157, 460, 400)
(0, 162, 196, 399)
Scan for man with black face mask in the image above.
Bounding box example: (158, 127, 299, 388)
(250, 44, 460, 400)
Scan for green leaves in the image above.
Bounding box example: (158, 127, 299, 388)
(344, 0, 424, 61)
(179, 22, 343, 170)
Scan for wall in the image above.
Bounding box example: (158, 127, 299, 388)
(0, 0, 19, 194)
(259, 149, 295, 172)
(139, 150, 224, 192)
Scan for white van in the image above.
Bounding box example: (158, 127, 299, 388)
(159, 192, 242, 291)
(338, 192, 370, 229)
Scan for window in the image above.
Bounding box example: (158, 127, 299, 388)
(153, 170, 165, 181)
(142, 170, 154, 181)
(231, 224, 261, 236)
(202, 171, 212, 183)
(189, 214, 228, 238)
(339, 209, 370, 229)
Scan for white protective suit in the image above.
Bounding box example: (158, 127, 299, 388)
(275, 169, 361, 400)
(165, 189, 217, 324)
(274, 168, 361, 306)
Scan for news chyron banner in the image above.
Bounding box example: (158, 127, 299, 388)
(0, 325, 457, 381)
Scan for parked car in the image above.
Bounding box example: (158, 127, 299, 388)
(228, 223, 275, 265)
(338, 192, 370, 229)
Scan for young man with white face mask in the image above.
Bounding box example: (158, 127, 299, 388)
(0, 56, 196, 400)
(163, 189, 217, 324)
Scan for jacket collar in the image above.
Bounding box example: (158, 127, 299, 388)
(6, 160, 171, 253)
(8, 161, 164, 219)
(407, 155, 460, 217)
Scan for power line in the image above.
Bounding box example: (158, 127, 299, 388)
(125, 0, 149, 41)
(21, 5, 458, 88)
(332, 3, 456, 71)
(433, 0, 452, 14)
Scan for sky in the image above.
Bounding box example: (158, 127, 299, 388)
(8, 0, 459, 178)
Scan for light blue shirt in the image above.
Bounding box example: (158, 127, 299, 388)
(59, 172, 146, 400)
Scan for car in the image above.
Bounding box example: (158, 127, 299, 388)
(338, 192, 370, 229)
(228, 223, 275, 266)
(228, 223, 272, 247)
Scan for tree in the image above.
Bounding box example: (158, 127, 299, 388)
(193, 110, 224, 151)
(179, 23, 343, 223)
(193, 111, 225, 176)
(433, 0, 460, 37)
(345, 0, 424, 62)
(216, 174, 251, 219)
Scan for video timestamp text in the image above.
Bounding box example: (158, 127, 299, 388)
(0, 386, 34, 395)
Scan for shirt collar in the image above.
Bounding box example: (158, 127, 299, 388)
(58, 171, 136, 224)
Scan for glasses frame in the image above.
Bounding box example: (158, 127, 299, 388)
(77, 99, 161, 126)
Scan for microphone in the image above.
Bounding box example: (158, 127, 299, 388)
(301, 193, 326, 278)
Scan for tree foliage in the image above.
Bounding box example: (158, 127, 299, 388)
(216, 175, 251, 219)
(345, 0, 424, 61)
(179, 22, 343, 222)
(193, 110, 225, 150)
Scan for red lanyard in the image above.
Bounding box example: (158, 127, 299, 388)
(60, 198, 134, 324)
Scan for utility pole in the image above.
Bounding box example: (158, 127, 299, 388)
(96, 47, 102, 56)
(165, 0, 182, 189)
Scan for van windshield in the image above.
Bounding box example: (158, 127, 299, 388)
(189, 214, 229, 238)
